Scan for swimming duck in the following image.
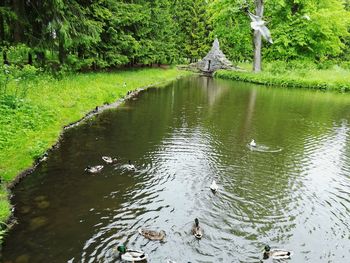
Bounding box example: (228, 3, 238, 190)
(250, 139, 257, 147)
(125, 160, 136, 171)
(210, 180, 218, 193)
(138, 228, 166, 241)
(263, 245, 292, 260)
(117, 245, 148, 262)
(102, 156, 117, 164)
(85, 165, 104, 173)
(192, 218, 203, 239)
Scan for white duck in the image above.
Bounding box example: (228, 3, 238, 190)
(250, 139, 257, 147)
(210, 180, 218, 193)
(263, 245, 292, 260)
(125, 160, 136, 171)
(117, 245, 148, 262)
(85, 165, 104, 173)
(102, 156, 117, 164)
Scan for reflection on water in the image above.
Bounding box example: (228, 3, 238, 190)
(2, 76, 350, 263)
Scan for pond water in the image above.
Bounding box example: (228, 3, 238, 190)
(2, 76, 350, 263)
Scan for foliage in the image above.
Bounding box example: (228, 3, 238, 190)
(0, 64, 39, 104)
(210, 0, 350, 62)
(173, 0, 212, 62)
(0, 0, 211, 69)
(215, 62, 350, 91)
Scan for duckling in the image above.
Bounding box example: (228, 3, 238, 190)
(85, 165, 104, 173)
(210, 180, 218, 193)
(125, 160, 136, 171)
(102, 156, 117, 164)
(263, 245, 292, 260)
(192, 218, 203, 239)
(250, 139, 257, 147)
(138, 228, 166, 241)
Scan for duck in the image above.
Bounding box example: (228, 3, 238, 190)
(138, 228, 166, 241)
(85, 165, 104, 173)
(125, 160, 136, 171)
(250, 139, 257, 147)
(102, 156, 117, 164)
(192, 218, 203, 239)
(210, 180, 218, 193)
(263, 245, 292, 260)
(117, 245, 148, 262)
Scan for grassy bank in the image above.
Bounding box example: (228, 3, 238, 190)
(0, 67, 191, 224)
(215, 62, 350, 92)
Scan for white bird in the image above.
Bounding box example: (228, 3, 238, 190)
(263, 245, 292, 260)
(85, 165, 104, 173)
(102, 156, 117, 164)
(302, 14, 311, 20)
(210, 180, 218, 193)
(250, 139, 257, 147)
(248, 12, 273, 44)
(125, 160, 136, 171)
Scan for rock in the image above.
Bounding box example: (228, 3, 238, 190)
(193, 38, 235, 73)
(34, 195, 47, 202)
(15, 254, 30, 263)
(36, 200, 50, 209)
(29, 216, 48, 231)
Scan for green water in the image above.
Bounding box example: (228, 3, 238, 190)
(2, 76, 350, 262)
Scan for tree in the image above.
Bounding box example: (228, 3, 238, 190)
(253, 0, 263, 72)
(211, 0, 350, 65)
(173, 0, 211, 63)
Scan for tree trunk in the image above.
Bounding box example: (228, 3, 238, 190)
(59, 39, 66, 65)
(0, 14, 5, 44)
(253, 0, 263, 73)
(35, 51, 45, 66)
(12, 0, 25, 43)
(77, 46, 84, 59)
(28, 52, 32, 65)
(3, 50, 9, 65)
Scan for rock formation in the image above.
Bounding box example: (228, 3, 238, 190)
(194, 38, 234, 73)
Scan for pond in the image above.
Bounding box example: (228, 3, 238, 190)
(2, 76, 350, 263)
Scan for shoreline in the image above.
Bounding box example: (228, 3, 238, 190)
(0, 68, 192, 236)
(214, 70, 350, 92)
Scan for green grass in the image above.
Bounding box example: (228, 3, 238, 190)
(0, 67, 192, 224)
(215, 62, 350, 92)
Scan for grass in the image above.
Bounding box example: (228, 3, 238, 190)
(215, 62, 350, 92)
(0, 67, 192, 225)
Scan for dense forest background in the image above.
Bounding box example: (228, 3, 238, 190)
(1, 0, 350, 71)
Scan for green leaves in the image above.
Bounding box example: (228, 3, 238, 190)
(211, 0, 350, 62)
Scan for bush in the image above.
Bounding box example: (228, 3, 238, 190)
(316, 60, 335, 70)
(0, 64, 39, 102)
